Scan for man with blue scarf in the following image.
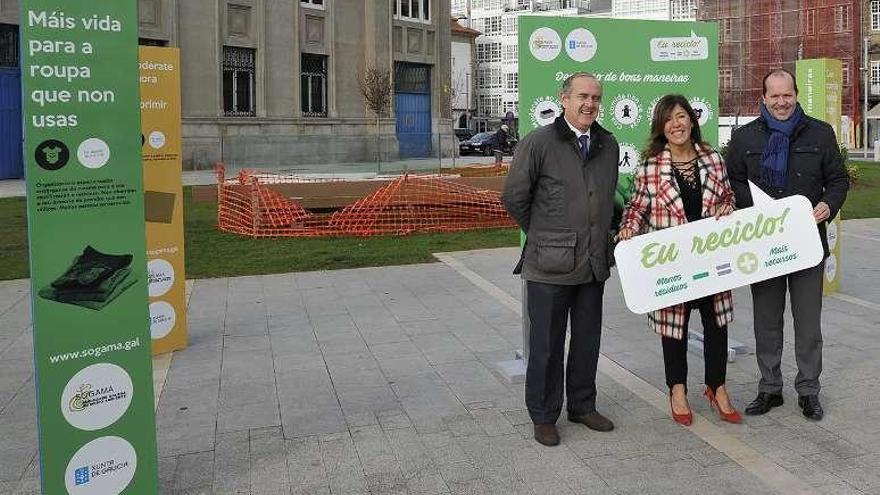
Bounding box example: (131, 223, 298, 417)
(725, 69, 849, 421)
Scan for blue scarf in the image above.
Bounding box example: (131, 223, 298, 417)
(759, 103, 804, 188)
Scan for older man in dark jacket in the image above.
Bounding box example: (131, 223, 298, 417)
(725, 69, 848, 421)
(502, 72, 619, 446)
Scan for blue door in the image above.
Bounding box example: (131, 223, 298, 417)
(395, 92, 431, 158)
(0, 67, 21, 179)
(394, 63, 432, 159)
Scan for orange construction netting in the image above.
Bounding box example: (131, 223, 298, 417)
(215, 164, 516, 237)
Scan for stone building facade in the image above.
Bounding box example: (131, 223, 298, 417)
(0, 0, 452, 169)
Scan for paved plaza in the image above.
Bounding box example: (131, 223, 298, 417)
(1, 220, 879, 494)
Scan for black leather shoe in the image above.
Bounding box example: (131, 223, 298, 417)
(568, 411, 614, 432)
(744, 392, 784, 415)
(798, 395, 824, 421)
(533, 424, 560, 446)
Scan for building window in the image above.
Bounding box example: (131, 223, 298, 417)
(873, 1, 880, 31)
(301, 0, 324, 8)
(223, 46, 255, 117)
(0, 24, 19, 67)
(476, 42, 501, 63)
(484, 16, 501, 35)
(670, 0, 696, 21)
(138, 38, 168, 47)
(503, 44, 517, 63)
(506, 72, 518, 91)
(802, 9, 815, 36)
(871, 61, 880, 86)
(841, 61, 849, 87)
(478, 94, 502, 118)
(832, 5, 850, 32)
(502, 16, 517, 34)
(301, 53, 328, 117)
(719, 69, 732, 89)
(477, 67, 502, 89)
(395, 0, 431, 23)
(720, 18, 733, 41)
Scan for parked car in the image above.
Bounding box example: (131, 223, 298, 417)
(453, 128, 474, 142)
(458, 132, 497, 156)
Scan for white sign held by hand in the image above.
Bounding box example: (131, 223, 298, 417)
(614, 181, 824, 314)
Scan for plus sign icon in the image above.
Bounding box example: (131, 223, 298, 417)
(736, 252, 760, 275)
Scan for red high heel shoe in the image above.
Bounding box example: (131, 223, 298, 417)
(704, 386, 742, 424)
(669, 393, 693, 426)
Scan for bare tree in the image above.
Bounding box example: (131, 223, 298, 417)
(356, 65, 393, 172)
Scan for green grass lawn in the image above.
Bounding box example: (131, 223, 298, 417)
(0, 187, 519, 281)
(0, 196, 28, 281)
(843, 161, 880, 219)
(2, 165, 878, 281)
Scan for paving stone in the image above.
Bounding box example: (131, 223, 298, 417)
(174, 451, 215, 492)
(213, 430, 250, 494)
(350, 425, 402, 476)
(319, 433, 367, 494)
(281, 406, 346, 438)
(470, 408, 517, 437)
(412, 333, 476, 365)
(250, 427, 290, 494)
(385, 426, 436, 477)
(376, 407, 413, 430)
(407, 470, 451, 495)
(287, 437, 329, 495)
(3, 226, 880, 493)
(217, 400, 281, 433)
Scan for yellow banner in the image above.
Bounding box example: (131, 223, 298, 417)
(140, 46, 187, 354)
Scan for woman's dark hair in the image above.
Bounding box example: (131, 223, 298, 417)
(644, 94, 706, 158)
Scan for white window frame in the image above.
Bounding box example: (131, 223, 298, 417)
(484, 16, 501, 35)
(803, 9, 815, 36)
(719, 68, 732, 89)
(871, 60, 880, 86)
(394, 0, 431, 24)
(502, 16, 517, 35)
(300, 0, 325, 9)
(503, 44, 517, 63)
(833, 5, 850, 32)
(506, 72, 518, 91)
(873, 0, 880, 31)
(720, 18, 733, 41)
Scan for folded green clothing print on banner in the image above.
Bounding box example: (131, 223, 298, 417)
(50, 245, 133, 290)
(40, 246, 135, 310)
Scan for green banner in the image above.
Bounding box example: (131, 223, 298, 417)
(22, 2, 158, 494)
(796, 58, 843, 295)
(518, 17, 719, 206)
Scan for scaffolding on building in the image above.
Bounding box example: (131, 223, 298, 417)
(699, 0, 860, 123)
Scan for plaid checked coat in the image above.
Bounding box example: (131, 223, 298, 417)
(619, 143, 736, 340)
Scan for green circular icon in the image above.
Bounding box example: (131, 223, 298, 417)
(737, 252, 760, 274)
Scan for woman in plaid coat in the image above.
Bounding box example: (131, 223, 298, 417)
(617, 95, 742, 426)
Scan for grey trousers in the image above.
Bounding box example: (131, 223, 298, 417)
(751, 260, 825, 396)
(525, 280, 604, 425)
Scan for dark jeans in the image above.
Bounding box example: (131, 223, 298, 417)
(661, 296, 728, 392)
(525, 280, 604, 425)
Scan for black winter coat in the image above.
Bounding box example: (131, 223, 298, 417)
(724, 114, 849, 257)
